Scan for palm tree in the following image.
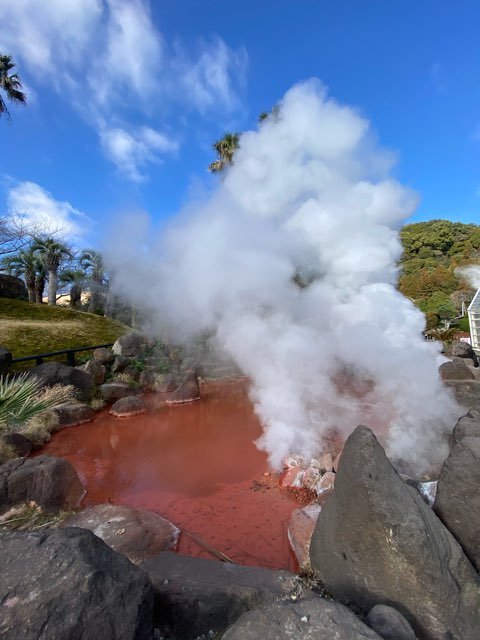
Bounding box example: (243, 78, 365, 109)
(80, 249, 105, 313)
(0, 54, 26, 121)
(1, 248, 42, 303)
(208, 132, 241, 173)
(34, 261, 47, 303)
(59, 268, 85, 308)
(32, 238, 73, 305)
(258, 105, 280, 123)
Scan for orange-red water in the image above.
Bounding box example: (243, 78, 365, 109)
(39, 380, 300, 570)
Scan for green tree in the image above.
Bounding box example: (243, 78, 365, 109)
(258, 105, 280, 123)
(0, 54, 26, 121)
(32, 238, 73, 305)
(58, 268, 85, 308)
(80, 249, 106, 313)
(0, 247, 49, 303)
(208, 132, 241, 173)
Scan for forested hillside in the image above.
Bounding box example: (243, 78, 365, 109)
(399, 220, 480, 329)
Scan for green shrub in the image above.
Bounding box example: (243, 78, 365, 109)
(0, 374, 75, 435)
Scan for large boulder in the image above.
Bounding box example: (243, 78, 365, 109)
(54, 403, 95, 428)
(61, 504, 179, 564)
(83, 358, 106, 384)
(2, 433, 33, 457)
(445, 380, 480, 413)
(165, 372, 200, 405)
(434, 435, 480, 571)
(309, 426, 480, 640)
(453, 410, 480, 441)
(110, 396, 147, 417)
(0, 346, 12, 375)
(221, 597, 383, 640)
(0, 455, 85, 514)
(140, 551, 301, 639)
(0, 273, 27, 300)
(155, 373, 178, 393)
(0, 527, 154, 640)
(139, 369, 155, 391)
(92, 346, 114, 365)
(99, 382, 142, 403)
(112, 333, 150, 357)
(27, 361, 95, 402)
(366, 604, 417, 640)
(439, 360, 475, 381)
(445, 340, 478, 366)
(111, 354, 131, 373)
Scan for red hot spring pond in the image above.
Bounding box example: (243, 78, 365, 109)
(38, 380, 302, 570)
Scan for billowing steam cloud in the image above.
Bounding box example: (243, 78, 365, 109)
(107, 80, 462, 473)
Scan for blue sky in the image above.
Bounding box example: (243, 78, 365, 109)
(1, 0, 479, 247)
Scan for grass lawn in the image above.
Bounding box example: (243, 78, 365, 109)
(0, 298, 129, 368)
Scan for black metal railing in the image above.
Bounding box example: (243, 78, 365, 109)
(11, 343, 114, 367)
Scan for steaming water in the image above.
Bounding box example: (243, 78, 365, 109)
(106, 79, 462, 473)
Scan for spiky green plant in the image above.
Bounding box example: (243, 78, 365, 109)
(0, 374, 75, 434)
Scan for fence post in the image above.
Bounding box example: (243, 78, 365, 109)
(66, 351, 76, 367)
(35, 357, 44, 365)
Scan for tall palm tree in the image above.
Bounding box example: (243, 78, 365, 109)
(34, 261, 47, 303)
(32, 238, 73, 305)
(80, 249, 105, 313)
(0, 54, 26, 121)
(208, 132, 240, 173)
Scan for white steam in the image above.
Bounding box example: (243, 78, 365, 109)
(107, 80, 461, 472)
(458, 265, 480, 290)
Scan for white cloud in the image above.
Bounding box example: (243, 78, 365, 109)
(0, 0, 247, 181)
(88, 0, 164, 108)
(100, 126, 178, 182)
(0, 0, 102, 77)
(176, 37, 247, 113)
(7, 181, 90, 238)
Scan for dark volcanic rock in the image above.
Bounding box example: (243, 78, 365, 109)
(139, 369, 155, 391)
(111, 354, 131, 373)
(155, 373, 178, 392)
(99, 382, 141, 403)
(0, 346, 12, 375)
(0, 527, 154, 640)
(113, 332, 149, 357)
(110, 395, 146, 417)
(92, 346, 114, 365)
(27, 361, 95, 401)
(83, 358, 106, 384)
(434, 435, 480, 572)
(0, 273, 27, 300)
(61, 504, 179, 564)
(366, 604, 417, 640)
(165, 372, 200, 404)
(141, 551, 301, 639)
(309, 426, 480, 640)
(221, 597, 383, 640)
(55, 403, 95, 427)
(453, 410, 480, 442)
(439, 359, 475, 381)
(445, 340, 478, 366)
(2, 432, 33, 457)
(0, 455, 85, 514)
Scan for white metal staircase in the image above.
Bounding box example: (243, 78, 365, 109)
(468, 287, 480, 354)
